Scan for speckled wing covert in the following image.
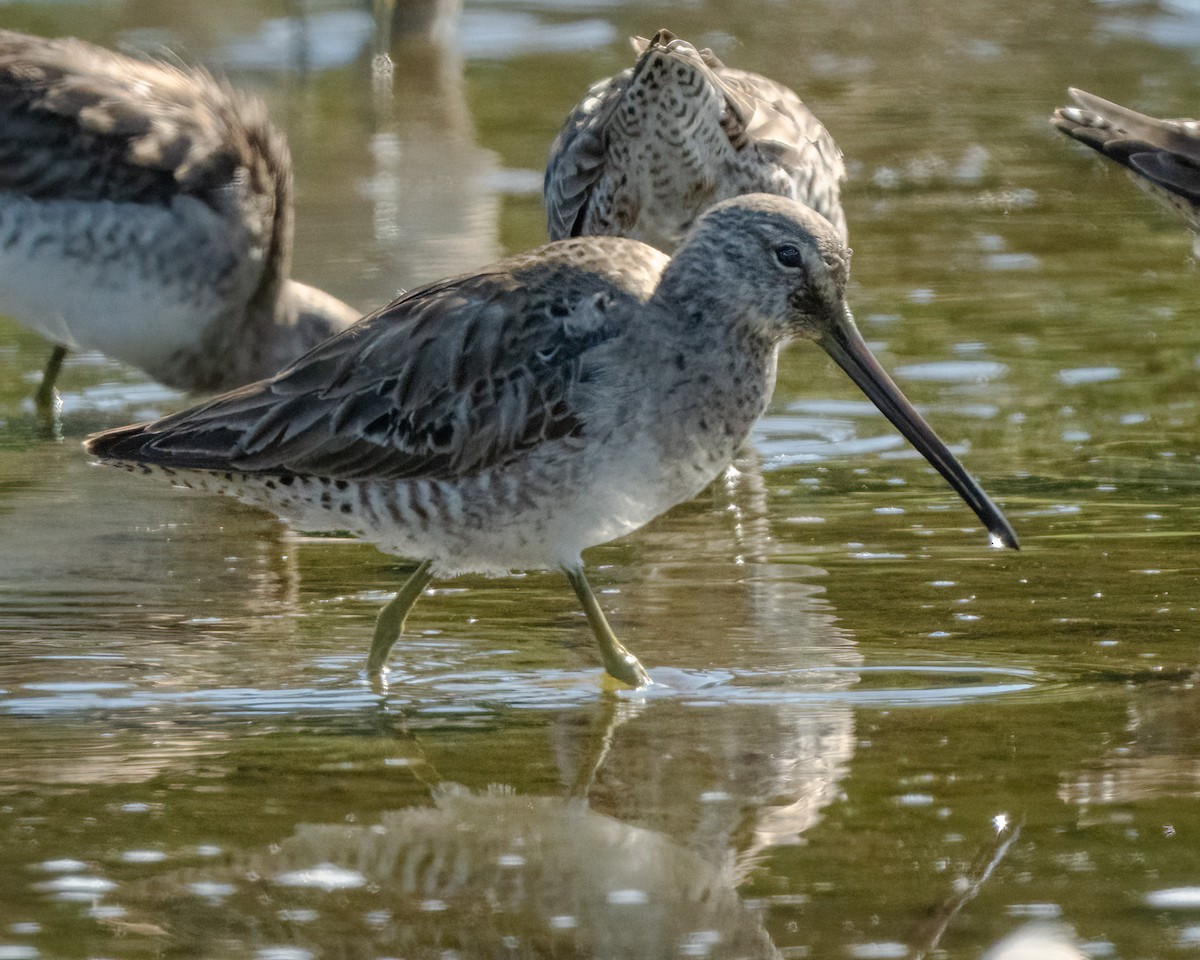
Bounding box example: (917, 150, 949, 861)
(1052, 88, 1200, 230)
(0, 28, 281, 205)
(86, 245, 656, 482)
(544, 69, 630, 241)
(544, 34, 846, 245)
(718, 65, 847, 235)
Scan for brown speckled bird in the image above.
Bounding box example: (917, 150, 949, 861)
(545, 29, 846, 252)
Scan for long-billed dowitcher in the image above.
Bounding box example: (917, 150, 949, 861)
(545, 29, 845, 252)
(0, 29, 360, 406)
(85, 194, 1017, 688)
(1052, 88, 1200, 252)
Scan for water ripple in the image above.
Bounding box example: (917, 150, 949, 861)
(0, 664, 1047, 716)
(1058, 366, 1122, 386)
(893, 360, 1009, 382)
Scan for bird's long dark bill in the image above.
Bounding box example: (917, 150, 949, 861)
(819, 311, 1019, 550)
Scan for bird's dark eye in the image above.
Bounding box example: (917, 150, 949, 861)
(774, 243, 803, 268)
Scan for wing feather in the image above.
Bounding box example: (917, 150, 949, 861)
(0, 28, 272, 206)
(86, 246, 656, 482)
(1127, 152, 1200, 203)
(543, 39, 846, 244)
(544, 71, 631, 240)
(1053, 89, 1200, 206)
(716, 68, 847, 238)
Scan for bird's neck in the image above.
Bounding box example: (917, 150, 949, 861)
(649, 243, 778, 347)
(641, 265, 781, 477)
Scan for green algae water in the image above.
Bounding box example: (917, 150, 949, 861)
(1, 0, 1199, 956)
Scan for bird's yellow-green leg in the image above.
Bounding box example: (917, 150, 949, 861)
(35, 345, 67, 411)
(563, 566, 652, 688)
(366, 560, 434, 677)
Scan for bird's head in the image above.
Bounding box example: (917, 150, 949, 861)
(670, 194, 1019, 550)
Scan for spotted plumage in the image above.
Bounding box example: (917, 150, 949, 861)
(87, 195, 1016, 687)
(0, 28, 359, 401)
(545, 29, 846, 252)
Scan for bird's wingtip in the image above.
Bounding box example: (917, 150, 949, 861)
(82, 421, 151, 461)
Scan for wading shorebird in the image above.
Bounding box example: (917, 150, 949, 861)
(545, 29, 846, 252)
(1052, 88, 1200, 254)
(0, 29, 360, 407)
(86, 194, 1018, 688)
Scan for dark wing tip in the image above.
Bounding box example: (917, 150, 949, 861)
(85, 417, 248, 472)
(84, 422, 155, 461)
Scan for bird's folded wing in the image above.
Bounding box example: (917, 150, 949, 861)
(543, 70, 630, 239)
(87, 263, 637, 482)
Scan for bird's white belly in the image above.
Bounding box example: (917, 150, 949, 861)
(0, 195, 254, 374)
(380, 438, 721, 574)
(159, 431, 723, 579)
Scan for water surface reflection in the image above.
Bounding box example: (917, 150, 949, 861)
(1, 0, 1200, 956)
(70, 690, 852, 960)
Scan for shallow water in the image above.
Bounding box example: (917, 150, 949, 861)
(1, 0, 1199, 957)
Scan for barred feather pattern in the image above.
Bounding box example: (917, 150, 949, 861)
(88, 235, 687, 573)
(545, 30, 846, 252)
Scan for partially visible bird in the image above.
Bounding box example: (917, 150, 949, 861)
(545, 28, 845, 252)
(1052, 88, 1200, 253)
(0, 28, 360, 406)
(85, 194, 1016, 688)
